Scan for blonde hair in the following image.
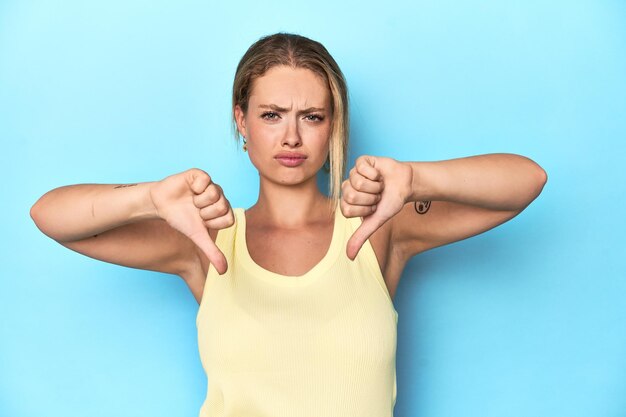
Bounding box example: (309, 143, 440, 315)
(232, 32, 349, 205)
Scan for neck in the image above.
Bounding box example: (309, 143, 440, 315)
(248, 176, 334, 228)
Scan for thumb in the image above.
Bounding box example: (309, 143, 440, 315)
(187, 227, 228, 275)
(346, 214, 384, 261)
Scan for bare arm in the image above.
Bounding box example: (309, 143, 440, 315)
(392, 153, 547, 257)
(30, 182, 195, 278)
(30, 169, 234, 282)
(405, 153, 547, 211)
(31, 182, 157, 242)
(341, 153, 547, 260)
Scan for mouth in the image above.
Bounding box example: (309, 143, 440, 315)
(275, 153, 307, 167)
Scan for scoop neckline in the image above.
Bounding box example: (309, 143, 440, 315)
(235, 205, 342, 286)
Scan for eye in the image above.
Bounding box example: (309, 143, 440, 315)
(261, 111, 280, 120)
(305, 114, 325, 122)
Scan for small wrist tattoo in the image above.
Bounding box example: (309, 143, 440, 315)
(414, 201, 431, 214)
(113, 184, 138, 189)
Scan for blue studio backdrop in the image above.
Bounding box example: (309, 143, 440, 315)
(1, 1, 625, 417)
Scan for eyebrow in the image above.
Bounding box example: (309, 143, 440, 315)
(258, 104, 327, 114)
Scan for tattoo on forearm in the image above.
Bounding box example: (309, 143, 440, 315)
(414, 201, 431, 214)
(113, 184, 137, 189)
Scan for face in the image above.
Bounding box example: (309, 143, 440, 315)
(234, 65, 332, 188)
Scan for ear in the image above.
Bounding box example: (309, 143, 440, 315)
(234, 105, 247, 138)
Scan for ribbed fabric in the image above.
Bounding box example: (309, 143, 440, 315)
(196, 205, 399, 417)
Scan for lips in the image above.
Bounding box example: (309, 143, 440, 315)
(275, 152, 307, 167)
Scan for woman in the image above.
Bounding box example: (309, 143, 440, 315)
(30, 32, 547, 417)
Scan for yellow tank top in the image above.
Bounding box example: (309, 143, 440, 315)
(196, 206, 399, 417)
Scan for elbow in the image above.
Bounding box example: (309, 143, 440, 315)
(525, 161, 547, 205)
(30, 194, 53, 237)
(517, 154, 547, 196)
(534, 163, 548, 196)
(30, 197, 45, 232)
(511, 157, 547, 211)
(507, 154, 548, 197)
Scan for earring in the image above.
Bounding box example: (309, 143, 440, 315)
(323, 157, 330, 173)
(242, 137, 247, 152)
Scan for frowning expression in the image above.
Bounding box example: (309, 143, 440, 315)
(234, 65, 332, 187)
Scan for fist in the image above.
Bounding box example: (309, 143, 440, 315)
(150, 168, 234, 274)
(341, 155, 412, 260)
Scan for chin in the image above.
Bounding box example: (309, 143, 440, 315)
(256, 161, 326, 187)
(267, 171, 318, 187)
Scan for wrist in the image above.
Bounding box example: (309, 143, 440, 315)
(404, 161, 441, 203)
(404, 162, 422, 203)
(134, 182, 160, 221)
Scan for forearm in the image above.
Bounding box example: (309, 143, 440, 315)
(406, 153, 547, 211)
(30, 182, 159, 242)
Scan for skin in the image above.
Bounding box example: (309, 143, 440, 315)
(233, 65, 547, 301)
(233, 65, 339, 278)
(30, 65, 547, 305)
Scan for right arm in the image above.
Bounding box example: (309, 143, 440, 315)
(29, 169, 233, 301)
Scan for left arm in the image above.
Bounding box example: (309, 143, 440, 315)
(341, 153, 547, 260)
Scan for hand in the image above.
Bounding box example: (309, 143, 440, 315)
(149, 168, 234, 274)
(341, 156, 413, 260)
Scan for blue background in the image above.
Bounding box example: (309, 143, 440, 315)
(2, 1, 626, 416)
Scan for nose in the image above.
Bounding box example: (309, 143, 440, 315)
(281, 119, 302, 148)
